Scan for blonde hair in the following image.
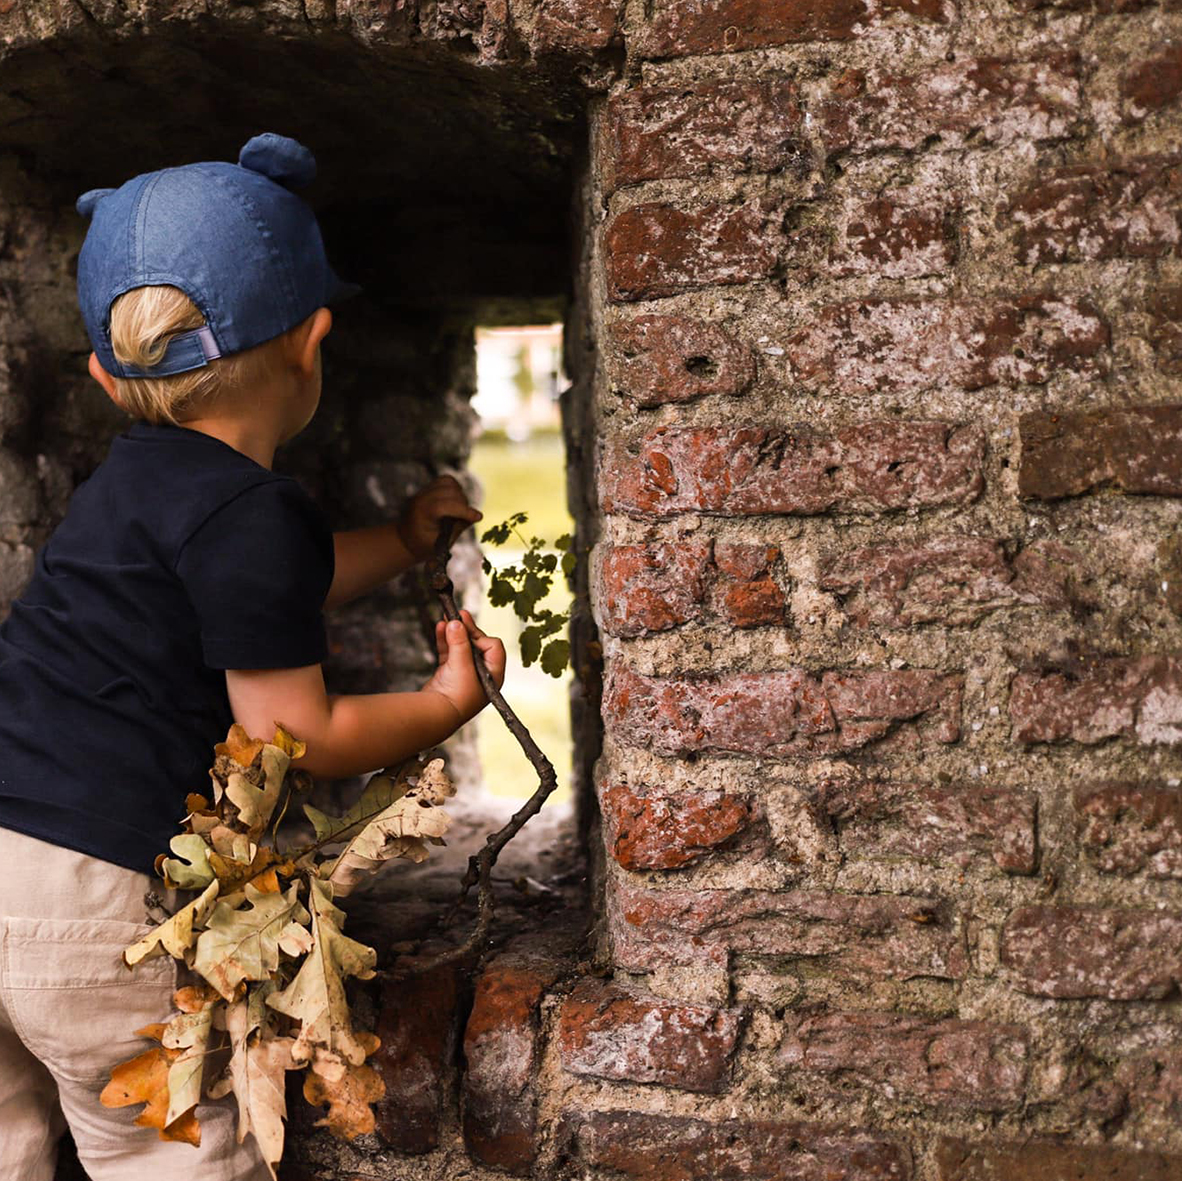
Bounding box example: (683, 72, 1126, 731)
(107, 285, 288, 425)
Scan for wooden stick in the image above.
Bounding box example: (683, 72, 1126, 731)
(384, 518, 560, 977)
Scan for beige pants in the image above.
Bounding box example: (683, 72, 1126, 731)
(0, 825, 271, 1181)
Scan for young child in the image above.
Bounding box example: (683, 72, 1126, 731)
(0, 132, 506, 1180)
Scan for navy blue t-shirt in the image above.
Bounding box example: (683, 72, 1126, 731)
(0, 420, 335, 873)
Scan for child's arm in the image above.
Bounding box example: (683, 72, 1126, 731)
(224, 610, 505, 779)
(325, 476, 481, 610)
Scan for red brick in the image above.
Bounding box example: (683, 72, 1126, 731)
(566, 1110, 912, 1180)
(373, 960, 463, 1152)
(598, 541, 712, 635)
(1122, 45, 1182, 123)
(610, 882, 968, 979)
(785, 297, 1109, 394)
(557, 978, 743, 1092)
(1075, 782, 1182, 878)
(1018, 405, 1182, 499)
(817, 55, 1081, 155)
(599, 422, 985, 518)
(601, 782, 755, 869)
(1147, 286, 1182, 375)
(1116, 1045, 1182, 1123)
(604, 199, 783, 301)
(818, 779, 1038, 873)
(1000, 905, 1182, 998)
(430, 0, 517, 61)
(598, 541, 786, 636)
(638, 0, 872, 59)
(606, 314, 757, 406)
(604, 80, 804, 191)
(778, 1011, 1029, 1110)
(935, 1136, 1182, 1180)
(828, 192, 957, 279)
(819, 536, 1078, 627)
(1008, 155, 1182, 264)
(461, 954, 563, 1173)
(1010, 654, 1182, 746)
(1010, 0, 1153, 10)
(604, 664, 962, 757)
(532, 0, 622, 53)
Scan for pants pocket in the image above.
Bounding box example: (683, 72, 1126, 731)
(4, 917, 178, 1085)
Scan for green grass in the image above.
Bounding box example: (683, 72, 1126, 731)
(469, 429, 575, 805)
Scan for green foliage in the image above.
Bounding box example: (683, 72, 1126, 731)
(480, 513, 574, 677)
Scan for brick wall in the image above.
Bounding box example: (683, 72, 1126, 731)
(580, 0, 1182, 1176)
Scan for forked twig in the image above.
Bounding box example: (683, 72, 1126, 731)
(384, 518, 560, 976)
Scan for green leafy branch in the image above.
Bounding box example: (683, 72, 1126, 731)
(480, 512, 574, 678)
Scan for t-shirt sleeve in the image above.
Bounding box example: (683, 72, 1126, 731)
(174, 478, 336, 670)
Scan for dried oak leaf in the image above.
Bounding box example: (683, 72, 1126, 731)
(302, 1060, 384, 1141)
(157, 833, 215, 891)
(124, 880, 219, 967)
(208, 995, 299, 1178)
(100, 1023, 201, 1146)
(266, 877, 376, 1067)
(193, 881, 310, 1002)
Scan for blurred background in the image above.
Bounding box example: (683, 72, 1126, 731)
(468, 323, 573, 807)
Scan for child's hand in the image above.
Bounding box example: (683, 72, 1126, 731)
(397, 475, 482, 562)
(422, 609, 507, 724)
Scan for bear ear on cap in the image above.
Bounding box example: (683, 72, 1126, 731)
(76, 188, 115, 218)
(238, 132, 317, 190)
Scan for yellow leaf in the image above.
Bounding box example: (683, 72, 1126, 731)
(193, 882, 310, 1002)
(161, 997, 217, 1128)
(303, 760, 422, 845)
(270, 723, 307, 761)
(266, 878, 376, 1066)
(124, 880, 219, 967)
(210, 999, 298, 1178)
(324, 787, 452, 897)
(158, 833, 215, 890)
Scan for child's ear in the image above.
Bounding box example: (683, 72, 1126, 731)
(88, 351, 124, 408)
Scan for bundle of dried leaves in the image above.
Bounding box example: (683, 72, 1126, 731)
(99, 722, 454, 1176)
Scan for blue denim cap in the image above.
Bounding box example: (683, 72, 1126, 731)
(75, 132, 362, 379)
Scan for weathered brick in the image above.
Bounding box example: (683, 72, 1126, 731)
(1116, 1045, 1182, 1123)
(599, 422, 985, 518)
(566, 1110, 912, 1180)
(1147, 286, 1182, 375)
(778, 1011, 1029, 1110)
(817, 779, 1038, 873)
(1010, 654, 1182, 746)
(557, 977, 743, 1091)
(604, 199, 783, 301)
(1018, 405, 1182, 499)
(598, 541, 786, 636)
(1075, 782, 1182, 878)
(1008, 155, 1182, 264)
(1010, 0, 1154, 11)
(601, 781, 755, 869)
(610, 882, 968, 979)
(604, 664, 963, 757)
(1122, 45, 1182, 123)
(785, 297, 1109, 394)
(827, 192, 957, 279)
(461, 954, 563, 1173)
(373, 960, 463, 1152)
(604, 81, 804, 191)
(606, 314, 757, 406)
(817, 55, 1081, 156)
(532, 0, 622, 53)
(638, 0, 871, 59)
(1000, 905, 1182, 998)
(819, 536, 1077, 627)
(935, 1136, 1182, 1180)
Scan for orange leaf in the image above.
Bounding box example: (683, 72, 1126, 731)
(173, 984, 220, 1015)
(303, 1062, 384, 1141)
(100, 1029, 201, 1146)
(215, 723, 265, 768)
